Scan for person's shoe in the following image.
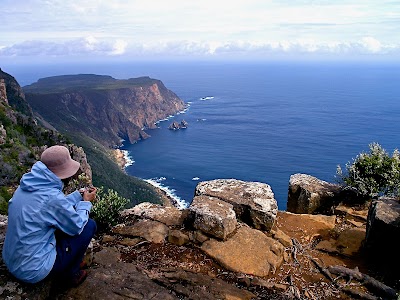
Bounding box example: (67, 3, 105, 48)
(71, 270, 88, 287)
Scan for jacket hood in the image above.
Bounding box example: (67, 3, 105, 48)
(20, 161, 63, 192)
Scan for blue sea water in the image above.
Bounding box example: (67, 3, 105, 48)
(4, 61, 400, 209)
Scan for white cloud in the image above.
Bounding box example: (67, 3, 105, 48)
(361, 37, 382, 53)
(2, 36, 399, 59)
(1, 0, 400, 60)
(111, 39, 128, 55)
(0, 37, 129, 57)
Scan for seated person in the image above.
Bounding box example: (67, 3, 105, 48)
(2, 145, 97, 286)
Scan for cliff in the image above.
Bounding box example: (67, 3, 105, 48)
(0, 69, 167, 207)
(0, 69, 69, 213)
(24, 74, 186, 147)
(0, 68, 33, 117)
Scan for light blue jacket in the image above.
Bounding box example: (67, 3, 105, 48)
(2, 161, 92, 283)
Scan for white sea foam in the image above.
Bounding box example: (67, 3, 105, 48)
(200, 96, 214, 101)
(154, 104, 190, 125)
(121, 150, 135, 167)
(192, 177, 200, 181)
(144, 177, 187, 209)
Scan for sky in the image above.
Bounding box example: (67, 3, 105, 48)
(1, 0, 400, 62)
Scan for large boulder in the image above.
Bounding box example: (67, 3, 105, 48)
(189, 195, 237, 240)
(121, 202, 189, 227)
(201, 226, 284, 277)
(287, 173, 341, 214)
(195, 179, 278, 232)
(365, 197, 400, 253)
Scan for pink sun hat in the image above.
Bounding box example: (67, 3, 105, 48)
(41, 145, 80, 179)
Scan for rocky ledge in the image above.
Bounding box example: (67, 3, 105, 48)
(1, 178, 399, 300)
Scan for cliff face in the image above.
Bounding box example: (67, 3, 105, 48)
(0, 68, 33, 117)
(0, 69, 68, 213)
(24, 75, 186, 147)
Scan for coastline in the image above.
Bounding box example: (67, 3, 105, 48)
(113, 149, 134, 170)
(115, 104, 191, 209)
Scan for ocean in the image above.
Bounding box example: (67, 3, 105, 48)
(5, 60, 400, 209)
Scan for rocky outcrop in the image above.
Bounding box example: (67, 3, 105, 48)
(0, 125, 6, 145)
(0, 69, 33, 116)
(0, 78, 7, 104)
(24, 75, 186, 147)
(287, 173, 342, 214)
(195, 179, 278, 231)
(168, 120, 188, 130)
(365, 197, 400, 252)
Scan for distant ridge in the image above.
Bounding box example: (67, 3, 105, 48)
(24, 74, 160, 94)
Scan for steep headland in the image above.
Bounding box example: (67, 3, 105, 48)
(0, 69, 169, 206)
(24, 74, 186, 147)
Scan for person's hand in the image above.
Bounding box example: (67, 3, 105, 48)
(82, 187, 97, 202)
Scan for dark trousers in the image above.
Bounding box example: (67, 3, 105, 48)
(50, 219, 97, 280)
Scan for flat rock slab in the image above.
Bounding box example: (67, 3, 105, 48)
(316, 227, 366, 257)
(122, 202, 189, 227)
(276, 211, 336, 243)
(61, 248, 177, 300)
(190, 195, 237, 240)
(195, 179, 278, 231)
(112, 219, 169, 244)
(154, 269, 255, 300)
(201, 226, 284, 277)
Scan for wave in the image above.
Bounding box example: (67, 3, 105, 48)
(192, 177, 200, 181)
(121, 150, 135, 167)
(200, 96, 214, 101)
(144, 177, 187, 209)
(155, 104, 191, 124)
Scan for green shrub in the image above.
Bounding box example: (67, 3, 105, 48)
(337, 143, 400, 199)
(90, 187, 129, 227)
(0, 187, 12, 215)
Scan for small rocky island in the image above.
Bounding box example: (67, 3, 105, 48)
(168, 120, 188, 130)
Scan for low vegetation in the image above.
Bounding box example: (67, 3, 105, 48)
(337, 142, 400, 199)
(91, 187, 130, 228)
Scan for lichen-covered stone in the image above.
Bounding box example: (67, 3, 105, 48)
(195, 179, 277, 232)
(190, 195, 237, 240)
